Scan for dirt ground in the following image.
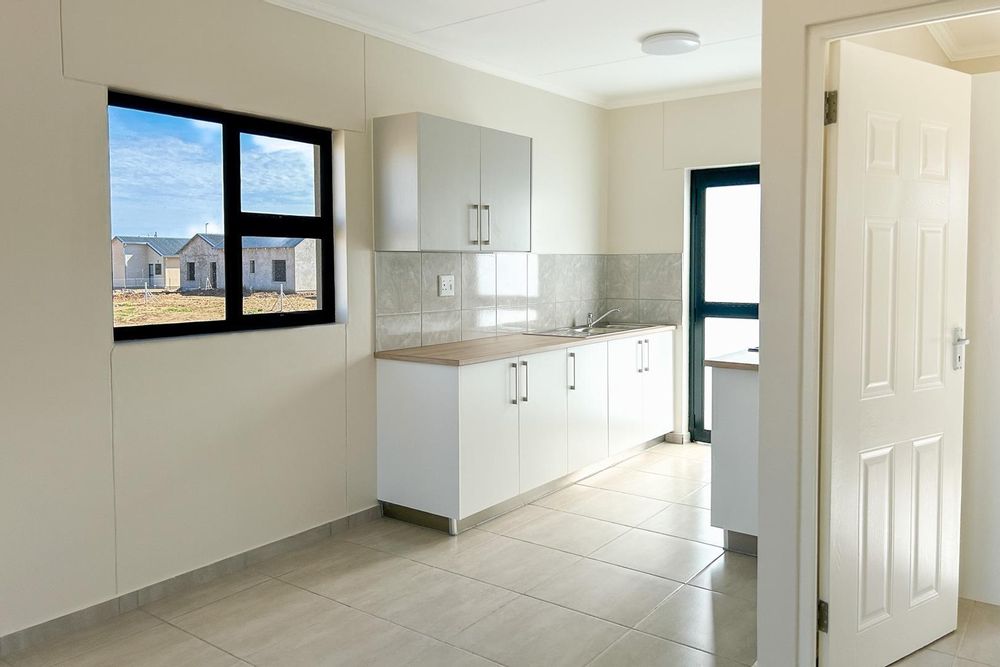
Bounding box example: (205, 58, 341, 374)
(113, 289, 318, 326)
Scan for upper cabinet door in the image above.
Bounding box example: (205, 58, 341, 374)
(418, 115, 483, 252)
(480, 128, 531, 252)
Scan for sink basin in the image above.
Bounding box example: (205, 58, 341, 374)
(526, 323, 655, 338)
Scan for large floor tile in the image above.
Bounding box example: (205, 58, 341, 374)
(452, 595, 626, 667)
(56, 624, 244, 667)
(400, 528, 501, 566)
(142, 569, 271, 620)
(527, 558, 680, 627)
(171, 579, 348, 658)
(679, 484, 712, 509)
(5, 611, 162, 667)
(253, 536, 375, 578)
(591, 529, 723, 582)
(431, 534, 580, 593)
(503, 507, 628, 555)
(959, 601, 1000, 666)
(650, 442, 712, 461)
(618, 451, 711, 482)
(336, 517, 451, 557)
(689, 552, 757, 603)
(927, 597, 973, 655)
(590, 630, 742, 667)
(345, 566, 518, 641)
(283, 548, 430, 608)
(533, 484, 668, 526)
(476, 504, 552, 535)
(580, 467, 705, 502)
(637, 586, 757, 666)
(890, 646, 958, 666)
(639, 503, 725, 547)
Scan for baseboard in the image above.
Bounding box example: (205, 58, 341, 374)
(664, 431, 692, 444)
(0, 505, 382, 658)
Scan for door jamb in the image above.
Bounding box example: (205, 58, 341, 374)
(798, 2, 1000, 665)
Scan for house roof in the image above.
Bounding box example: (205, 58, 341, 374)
(114, 235, 188, 257)
(185, 233, 305, 251)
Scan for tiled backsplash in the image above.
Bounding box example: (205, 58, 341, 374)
(375, 252, 683, 351)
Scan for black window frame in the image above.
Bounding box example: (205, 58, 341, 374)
(154, 263, 162, 276)
(272, 259, 287, 283)
(689, 164, 760, 443)
(110, 91, 336, 341)
(186, 262, 196, 281)
(250, 260, 256, 274)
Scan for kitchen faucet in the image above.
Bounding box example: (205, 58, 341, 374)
(587, 307, 621, 328)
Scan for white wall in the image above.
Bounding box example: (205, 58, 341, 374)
(849, 25, 952, 67)
(0, 0, 611, 637)
(961, 71, 1000, 606)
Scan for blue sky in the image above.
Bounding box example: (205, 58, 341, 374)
(108, 107, 316, 239)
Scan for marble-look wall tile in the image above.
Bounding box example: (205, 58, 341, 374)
(554, 255, 584, 303)
(606, 255, 639, 300)
(527, 254, 561, 305)
(376, 314, 421, 352)
(421, 252, 462, 312)
(640, 299, 683, 325)
(496, 253, 528, 308)
(639, 254, 682, 300)
(422, 310, 462, 346)
(603, 299, 639, 324)
(375, 252, 421, 315)
(498, 306, 528, 333)
(570, 299, 606, 328)
(462, 308, 497, 340)
(579, 255, 606, 301)
(462, 253, 497, 309)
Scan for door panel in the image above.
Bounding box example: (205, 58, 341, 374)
(518, 349, 568, 492)
(641, 332, 674, 441)
(481, 127, 531, 252)
(820, 41, 970, 667)
(608, 336, 644, 454)
(567, 343, 608, 470)
(459, 358, 520, 517)
(418, 115, 482, 252)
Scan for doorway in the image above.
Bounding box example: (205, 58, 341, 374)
(689, 165, 761, 442)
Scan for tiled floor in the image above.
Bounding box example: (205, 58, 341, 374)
(5, 443, 751, 666)
(892, 597, 1000, 667)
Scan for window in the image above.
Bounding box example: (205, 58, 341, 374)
(689, 165, 760, 442)
(108, 92, 335, 340)
(272, 260, 287, 283)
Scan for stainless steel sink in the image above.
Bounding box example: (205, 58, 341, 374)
(526, 323, 655, 338)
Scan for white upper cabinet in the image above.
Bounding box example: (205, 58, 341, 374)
(374, 113, 532, 252)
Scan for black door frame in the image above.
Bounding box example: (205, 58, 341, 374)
(689, 164, 760, 443)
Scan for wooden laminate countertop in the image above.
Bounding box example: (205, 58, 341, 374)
(704, 349, 759, 371)
(375, 325, 677, 366)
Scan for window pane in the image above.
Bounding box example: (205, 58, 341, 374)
(240, 133, 318, 216)
(703, 317, 759, 431)
(705, 184, 760, 304)
(109, 106, 225, 327)
(242, 237, 320, 315)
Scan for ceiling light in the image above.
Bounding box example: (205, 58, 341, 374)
(641, 31, 701, 56)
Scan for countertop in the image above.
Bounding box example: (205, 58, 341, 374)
(375, 325, 677, 366)
(704, 349, 759, 371)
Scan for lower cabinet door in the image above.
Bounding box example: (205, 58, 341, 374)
(641, 331, 675, 441)
(608, 336, 644, 454)
(459, 357, 520, 517)
(518, 349, 568, 492)
(567, 342, 609, 470)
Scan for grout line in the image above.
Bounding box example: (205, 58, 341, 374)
(144, 576, 276, 624)
(157, 617, 253, 666)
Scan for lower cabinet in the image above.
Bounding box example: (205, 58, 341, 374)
(609, 331, 675, 453)
(641, 331, 675, 441)
(517, 349, 568, 492)
(567, 342, 609, 469)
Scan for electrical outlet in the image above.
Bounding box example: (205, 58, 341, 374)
(438, 274, 455, 297)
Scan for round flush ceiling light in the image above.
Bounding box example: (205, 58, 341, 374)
(641, 31, 701, 55)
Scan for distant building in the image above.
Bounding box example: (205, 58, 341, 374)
(111, 236, 188, 290)
(177, 233, 317, 293)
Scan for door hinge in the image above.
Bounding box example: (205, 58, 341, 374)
(817, 599, 829, 633)
(824, 91, 838, 125)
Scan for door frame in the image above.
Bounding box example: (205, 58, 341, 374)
(689, 164, 760, 443)
(785, 2, 1000, 664)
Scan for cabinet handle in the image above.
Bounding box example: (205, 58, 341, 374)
(569, 352, 576, 390)
(510, 362, 518, 404)
(637, 340, 644, 373)
(481, 204, 491, 245)
(644, 339, 650, 372)
(521, 360, 529, 402)
(469, 204, 480, 245)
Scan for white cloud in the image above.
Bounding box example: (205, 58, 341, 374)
(250, 134, 315, 160)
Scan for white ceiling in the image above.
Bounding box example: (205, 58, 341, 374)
(266, 0, 762, 108)
(928, 12, 1000, 61)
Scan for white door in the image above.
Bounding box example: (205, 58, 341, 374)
(820, 41, 970, 667)
(418, 114, 482, 252)
(641, 331, 675, 441)
(481, 127, 531, 252)
(567, 342, 609, 470)
(459, 358, 520, 518)
(608, 336, 644, 454)
(518, 349, 568, 492)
